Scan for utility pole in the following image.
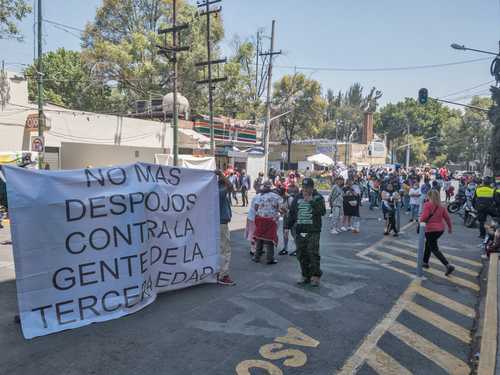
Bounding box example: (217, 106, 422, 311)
(196, 0, 227, 156)
(37, 0, 44, 169)
(260, 20, 281, 176)
(158, 0, 189, 166)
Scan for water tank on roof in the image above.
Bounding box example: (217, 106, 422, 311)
(162, 92, 190, 117)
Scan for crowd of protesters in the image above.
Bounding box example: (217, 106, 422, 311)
(215, 161, 500, 288)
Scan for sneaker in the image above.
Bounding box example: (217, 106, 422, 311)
(445, 265, 455, 276)
(289, 251, 297, 257)
(393, 233, 399, 237)
(422, 263, 430, 269)
(217, 275, 236, 286)
(339, 226, 347, 232)
(267, 259, 278, 265)
(310, 276, 320, 287)
(297, 277, 310, 285)
(384, 232, 389, 236)
(279, 249, 288, 255)
(347, 226, 354, 231)
(330, 229, 339, 234)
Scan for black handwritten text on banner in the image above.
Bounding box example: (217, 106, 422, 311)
(5, 163, 220, 339)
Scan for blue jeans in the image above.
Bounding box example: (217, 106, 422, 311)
(370, 191, 379, 209)
(404, 195, 410, 211)
(410, 204, 419, 221)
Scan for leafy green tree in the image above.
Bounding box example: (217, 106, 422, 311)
(461, 97, 493, 172)
(0, 0, 31, 41)
(25, 48, 115, 112)
(390, 134, 429, 165)
(272, 73, 326, 166)
(82, 0, 224, 113)
(320, 83, 382, 142)
(376, 98, 461, 164)
(214, 38, 262, 119)
(488, 86, 500, 176)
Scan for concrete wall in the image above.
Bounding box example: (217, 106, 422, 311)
(60, 142, 169, 170)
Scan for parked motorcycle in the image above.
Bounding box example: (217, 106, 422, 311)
(463, 199, 478, 228)
(447, 195, 465, 214)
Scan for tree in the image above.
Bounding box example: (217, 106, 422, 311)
(214, 38, 262, 119)
(489, 86, 500, 176)
(25, 48, 115, 112)
(376, 98, 461, 164)
(82, 0, 224, 113)
(272, 73, 326, 166)
(461, 97, 493, 172)
(0, 0, 31, 41)
(319, 83, 382, 142)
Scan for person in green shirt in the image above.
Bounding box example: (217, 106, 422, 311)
(287, 178, 326, 287)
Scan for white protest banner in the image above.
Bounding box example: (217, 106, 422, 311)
(4, 163, 220, 339)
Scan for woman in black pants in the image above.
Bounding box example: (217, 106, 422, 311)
(419, 189, 455, 276)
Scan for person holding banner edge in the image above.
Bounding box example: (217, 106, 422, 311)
(216, 170, 236, 286)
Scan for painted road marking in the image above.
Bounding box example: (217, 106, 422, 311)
(370, 249, 480, 291)
(405, 301, 471, 343)
(235, 327, 320, 375)
(391, 240, 482, 267)
(389, 322, 470, 375)
(366, 346, 412, 375)
(336, 281, 419, 375)
(382, 244, 479, 277)
(336, 279, 474, 375)
(416, 286, 475, 318)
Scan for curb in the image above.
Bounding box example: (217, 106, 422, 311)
(478, 253, 499, 375)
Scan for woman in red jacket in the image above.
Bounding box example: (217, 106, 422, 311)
(419, 189, 455, 276)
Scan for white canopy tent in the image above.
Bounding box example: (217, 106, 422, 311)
(306, 153, 334, 167)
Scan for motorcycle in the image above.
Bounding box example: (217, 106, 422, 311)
(463, 199, 478, 228)
(447, 195, 466, 214)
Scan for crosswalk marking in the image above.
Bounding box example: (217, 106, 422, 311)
(390, 240, 482, 267)
(366, 346, 412, 375)
(389, 322, 470, 375)
(371, 250, 480, 292)
(416, 286, 475, 318)
(405, 301, 471, 343)
(336, 281, 420, 375)
(382, 245, 479, 277)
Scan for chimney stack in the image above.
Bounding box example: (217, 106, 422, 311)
(362, 112, 374, 145)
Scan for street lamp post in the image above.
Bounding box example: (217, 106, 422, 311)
(450, 43, 499, 56)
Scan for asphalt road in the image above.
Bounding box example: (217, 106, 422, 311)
(0, 200, 484, 375)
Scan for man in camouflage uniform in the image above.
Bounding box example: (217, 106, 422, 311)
(288, 178, 326, 287)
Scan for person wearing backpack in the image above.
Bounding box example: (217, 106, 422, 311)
(420, 189, 455, 276)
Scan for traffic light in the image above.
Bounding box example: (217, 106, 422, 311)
(418, 88, 428, 105)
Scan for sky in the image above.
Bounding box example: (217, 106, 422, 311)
(1, 0, 500, 106)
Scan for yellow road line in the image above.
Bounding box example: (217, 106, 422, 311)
(405, 301, 471, 344)
(478, 253, 499, 375)
(383, 245, 479, 277)
(366, 346, 412, 375)
(389, 322, 470, 375)
(416, 286, 475, 318)
(358, 254, 415, 279)
(390, 240, 482, 267)
(336, 280, 420, 375)
(357, 222, 415, 257)
(371, 250, 479, 292)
